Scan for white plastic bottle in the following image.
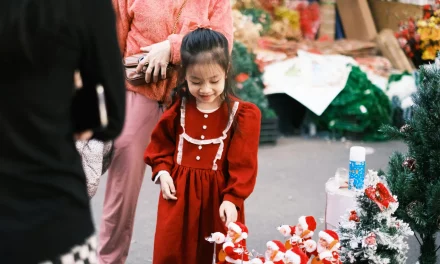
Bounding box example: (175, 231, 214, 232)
(348, 146, 366, 190)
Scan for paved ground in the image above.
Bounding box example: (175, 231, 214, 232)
(91, 137, 438, 263)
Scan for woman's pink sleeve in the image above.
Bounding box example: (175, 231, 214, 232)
(168, 0, 234, 64)
(208, 0, 234, 53)
(112, 0, 133, 54)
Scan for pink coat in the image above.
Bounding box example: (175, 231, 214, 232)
(112, 0, 233, 103)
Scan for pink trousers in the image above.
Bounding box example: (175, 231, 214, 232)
(98, 91, 162, 264)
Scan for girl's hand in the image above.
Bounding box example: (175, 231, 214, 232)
(136, 40, 171, 83)
(160, 172, 177, 200)
(219, 201, 238, 226)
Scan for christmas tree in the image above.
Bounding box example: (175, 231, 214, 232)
(338, 170, 413, 264)
(232, 41, 277, 119)
(380, 57, 440, 263)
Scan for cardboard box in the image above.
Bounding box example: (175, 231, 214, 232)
(368, 0, 424, 32)
(336, 0, 378, 41)
(376, 29, 415, 71)
(319, 0, 337, 40)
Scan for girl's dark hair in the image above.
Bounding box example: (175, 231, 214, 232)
(0, 0, 84, 66)
(173, 28, 237, 117)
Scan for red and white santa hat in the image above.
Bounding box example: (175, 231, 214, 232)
(228, 221, 248, 241)
(284, 250, 301, 264)
(298, 216, 317, 237)
(266, 240, 286, 253)
(319, 230, 340, 251)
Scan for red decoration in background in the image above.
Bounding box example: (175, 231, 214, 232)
(423, 4, 434, 19)
(402, 157, 417, 172)
(349, 210, 360, 222)
(295, 1, 321, 40)
(376, 183, 396, 204)
(395, 17, 420, 59)
(235, 73, 250, 83)
(365, 183, 397, 211)
(258, 0, 283, 14)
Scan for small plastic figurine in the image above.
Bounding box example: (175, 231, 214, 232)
(309, 230, 341, 264)
(277, 215, 317, 258)
(250, 240, 286, 264)
(284, 250, 302, 264)
(208, 222, 251, 264)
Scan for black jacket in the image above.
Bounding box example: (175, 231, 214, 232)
(0, 0, 125, 262)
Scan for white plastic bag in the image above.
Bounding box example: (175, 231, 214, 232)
(76, 140, 113, 198)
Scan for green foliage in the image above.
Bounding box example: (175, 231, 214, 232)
(240, 8, 272, 35)
(235, 78, 276, 119)
(231, 40, 260, 78)
(315, 66, 392, 141)
(231, 41, 277, 119)
(380, 62, 440, 263)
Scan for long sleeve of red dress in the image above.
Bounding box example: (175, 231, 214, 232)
(222, 103, 261, 210)
(144, 101, 180, 179)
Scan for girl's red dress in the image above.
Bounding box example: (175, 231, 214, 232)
(144, 96, 261, 264)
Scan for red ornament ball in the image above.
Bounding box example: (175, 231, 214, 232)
(402, 157, 416, 171)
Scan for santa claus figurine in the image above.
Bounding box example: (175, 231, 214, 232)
(250, 240, 286, 264)
(309, 230, 341, 264)
(287, 246, 309, 264)
(319, 251, 341, 264)
(283, 250, 302, 264)
(221, 221, 251, 263)
(277, 215, 317, 258)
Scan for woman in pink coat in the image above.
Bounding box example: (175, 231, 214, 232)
(99, 1, 233, 263)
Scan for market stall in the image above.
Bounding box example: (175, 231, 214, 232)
(230, 0, 430, 142)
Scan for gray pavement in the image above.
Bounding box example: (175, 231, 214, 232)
(91, 137, 439, 263)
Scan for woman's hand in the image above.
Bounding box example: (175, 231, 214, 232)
(160, 172, 177, 200)
(74, 70, 83, 89)
(74, 130, 93, 141)
(219, 201, 238, 226)
(136, 40, 171, 83)
(72, 70, 94, 141)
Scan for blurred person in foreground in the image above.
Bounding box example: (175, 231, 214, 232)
(0, 0, 125, 263)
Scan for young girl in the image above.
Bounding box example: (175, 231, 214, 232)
(144, 28, 261, 263)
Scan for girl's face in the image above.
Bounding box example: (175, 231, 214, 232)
(186, 63, 226, 109)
